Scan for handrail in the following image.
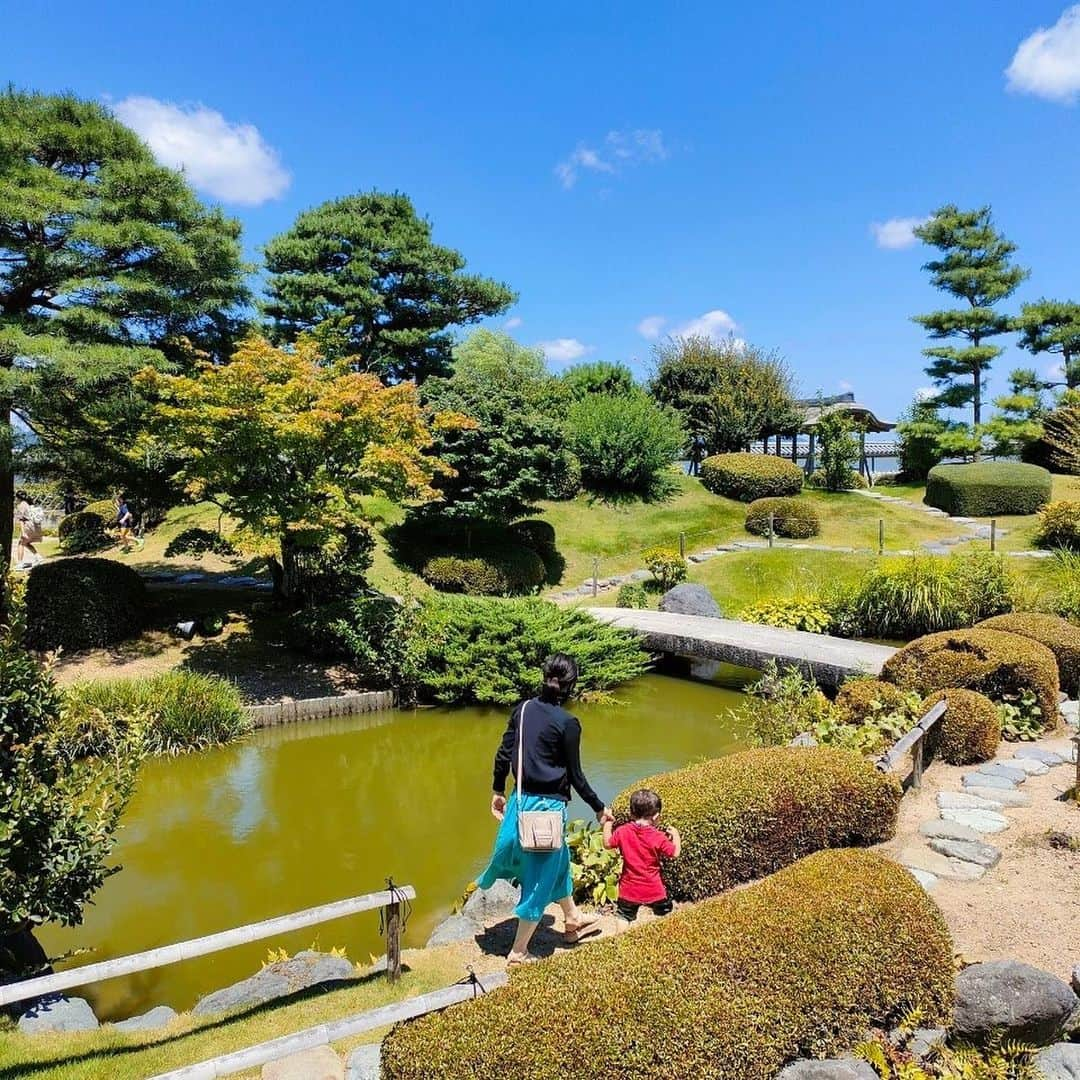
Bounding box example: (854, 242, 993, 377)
(0, 885, 416, 1009)
(875, 700, 948, 790)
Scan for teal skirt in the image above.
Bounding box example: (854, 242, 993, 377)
(477, 791, 572, 922)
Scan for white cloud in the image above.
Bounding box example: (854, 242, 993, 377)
(537, 338, 593, 363)
(555, 128, 668, 189)
(503, 316, 523, 330)
(673, 308, 738, 341)
(636, 315, 667, 340)
(113, 96, 290, 205)
(870, 216, 928, 250)
(1007, 5, 1080, 103)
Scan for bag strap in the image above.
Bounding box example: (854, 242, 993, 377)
(516, 700, 528, 797)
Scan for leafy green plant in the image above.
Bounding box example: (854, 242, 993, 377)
(566, 820, 622, 906)
(738, 596, 833, 633)
(643, 546, 687, 590)
(615, 582, 649, 608)
(57, 509, 110, 554)
(733, 661, 839, 746)
(164, 526, 237, 559)
(1034, 499, 1080, 551)
(816, 409, 862, 492)
(996, 689, 1044, 742)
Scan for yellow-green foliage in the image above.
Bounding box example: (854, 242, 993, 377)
(699, 452, 803, 501)
(835, 679, 912, 725)
(642, 546, 687, 589)
(738, 596, 832, 633)
(380, 849, 955, 1080)
(744, 496, 820, 538)
(880, 628, 1060, 733)
(612, 746, 901, 901)
(922, 688, 1001, 765)
(978, 611, 1080, 696)
(1034, 500, 1080, 551)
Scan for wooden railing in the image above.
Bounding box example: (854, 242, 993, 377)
(0, 883, 415, 1010)
(875, 700, 948, 790)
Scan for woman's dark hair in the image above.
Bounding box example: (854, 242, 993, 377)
(539, 653, 578, 704)
(14, 490, 27, 503)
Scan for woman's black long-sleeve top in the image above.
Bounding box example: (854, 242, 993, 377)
(491, 697, 604, 813)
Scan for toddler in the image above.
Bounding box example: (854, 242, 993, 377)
(602, 788, 680, 923)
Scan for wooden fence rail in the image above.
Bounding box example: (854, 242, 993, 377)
(0, 885, 415, 1010)
(875, 700, 948, 790)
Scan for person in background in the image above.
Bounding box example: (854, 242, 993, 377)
(115, 492, 144, 554)
(14, 491, 44, 568)
(688, 431, 707, 476)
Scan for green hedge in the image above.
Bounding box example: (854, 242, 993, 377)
(978, 611, 1080, 696)
(381, 848, 954, 1080)
(57, 510, 109, 554)
(923, 688, 1001, 766)
(924, 462, 1052, 517)
(699, 453, 803, 501)
(835, 678, 912, 725)
(745, 496, 820, 539)
(881, 627, 1060, 733)
(612, 745, 900, 901)
(25, 559, 146, 652)
(421, 544, 546, 596)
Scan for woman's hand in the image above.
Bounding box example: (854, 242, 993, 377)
(596, 805, 614, 824)
(490, 794, 506, 821)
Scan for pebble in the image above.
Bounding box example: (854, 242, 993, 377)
(963, 786, 1032, 808)
(940, 808, 1010, 834)
(978, 763, 1027, 783)
(937, 791, 1003, 811)
(899, 845, 986, 881)
(927, 837, 1002, 869)
(1003, 757, 1050, 776)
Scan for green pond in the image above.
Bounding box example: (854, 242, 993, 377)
(39, 673, 746, 1020)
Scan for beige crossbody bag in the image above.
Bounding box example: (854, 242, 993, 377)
(515, 700, 564, 853)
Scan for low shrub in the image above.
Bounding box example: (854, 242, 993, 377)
(744, 496, 820, 539)
(737, 596, 832, 633)
(381, 848, 952, 1080)
(24, 559, 146, 652)
(615, 582, 649, 609)
(163, 527, 237, 559)
(922, 688, 1000, 765)
(880, 627, 1059, 733)
(734, 662, 838, 746)
(57, 510, 109, 554)
(421, 544, 546, 596)
(1034, 500, 1080, 551)
(924, 462, 1052, 517)
(836, 678, 920, 727)
(978, 612, 1080, 696)
(565, 819, 621, 905)
(807, 467, 868, 490)
(81, 499, 118, 521)
(699, 452, 803, 501)
(508, 519, 556, 552)
(642, 546, 687, 590)
(62, 671, 250, 755)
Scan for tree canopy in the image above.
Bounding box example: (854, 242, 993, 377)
(560, 360, 637, 400)
(262, 192, 515, 383)
(1014, 299, 1080, 390)
(451, 329, 547, 382)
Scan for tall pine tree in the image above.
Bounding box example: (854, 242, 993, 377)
(1014, 299, 1080, 390)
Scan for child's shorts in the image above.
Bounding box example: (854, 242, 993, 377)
(616, 897, 673, 921)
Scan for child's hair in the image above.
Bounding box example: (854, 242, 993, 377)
(629, 788, 662, 819)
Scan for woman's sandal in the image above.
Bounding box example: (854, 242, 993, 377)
(506, 951, 541, 967)
(563, 913, 602, 943)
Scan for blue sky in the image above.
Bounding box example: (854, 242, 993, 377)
(9, 0, 1080, 416)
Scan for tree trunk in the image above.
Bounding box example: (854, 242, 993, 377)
(0, 925, 51, 1016)
(0, 395, 13, 618)
(270, 534, 303, 603)
(972, 354, 982, 461)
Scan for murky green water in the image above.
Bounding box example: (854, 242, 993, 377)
(38, 674, 746, 1020)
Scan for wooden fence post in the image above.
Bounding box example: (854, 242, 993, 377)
(768, 513, 774, 548)
(592, 557, 599, 598)
(679, 532, 686, 559)
(990, 519, 997, 552)
(878, 518, 884, 556)
(911, 733, 924, 790)
(385, 899, 401, 983)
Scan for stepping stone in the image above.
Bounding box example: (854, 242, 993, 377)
(263, 1046, 344, 1080)
(900, 845, 986, 881)
(963, 773, 1017, 791)
(938, 791, 1003, 811)
(1013, 747, 1066, 766)
(927, 837, 1002, 869)
(979, 763, 1027, 782)
(346, 1044, 381, 1080)
(904, 866, 939, 891)
(964, 786, 1032, 808)
(1059, 700, 1079, 725)
(1003, 757, 1050, 776)
(920, 818, 983, 843)
(941, 808, 1010, 834)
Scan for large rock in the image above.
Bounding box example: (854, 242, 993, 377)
(425, 914, 480, 948)
(1035, 1043, 1080, 1080)
(112, 1004, 178, 1033)
(18, 995, 99, 1034)
(193, 951, 355, 1017)
(346, 1043, 382, 1080)
(953, 961, 1079, 1045)
(461, 880, 519, 923)
(776, 1060, 877, 1079)
(658, 583, 721, 618)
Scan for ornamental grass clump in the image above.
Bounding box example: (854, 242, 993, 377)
(978, 612, 1080, 696)
(880, 627, 1060, 734)
(744, 496, 820, 539)
(699, 452, 803, 501)
(612, 745, 900, 901)
(381, 848, 954, 1080)
(922, 688, 1001, 765)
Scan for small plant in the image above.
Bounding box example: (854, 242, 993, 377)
(733, 661, 838, 746)
(1046, 829, 1080, 852)
(738, 596, 833, 633)
(816, 409, 862, 492)
(164, 527, 237, 559)
(642, 547, 687, 590)
(616, 582, 649, 609)
(566, 819, 622, 906)
(997, 688, 1044, 741)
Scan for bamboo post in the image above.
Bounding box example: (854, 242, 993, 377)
(911, 733, 925, 790)
(385, 899, 401, 983)
(878, 518, 884, 556)
(679, 532, 686, 558)
(768, 513, 774, 548)
(592, 557, 599, 598)
(990, 519, 997, 552)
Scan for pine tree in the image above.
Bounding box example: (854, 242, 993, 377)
(1014, 299, 1080, 389)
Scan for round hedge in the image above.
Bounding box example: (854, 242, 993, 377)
(25, 558, 146, 652)
(835, 678, 910, 725)
(924, 462, 1052, 517)
(508, 519, 556, 552)
(923, 688, 1001, 765)
(381, 849, 954, 1080)
(880, 627, 1060, 733)
(699, 453, 803, 502)
(421, 544, 546, 596)
(978, 612, 1080, 696)
(745, 496, 820, 539)
(57, 510, 109, 554)
(612, 746, 900, 901)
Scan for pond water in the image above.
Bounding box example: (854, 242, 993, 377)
(38, 673, 747, 1020)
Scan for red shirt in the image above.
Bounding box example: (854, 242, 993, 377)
(609, 822, 676, 904)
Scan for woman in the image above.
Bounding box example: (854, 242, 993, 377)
(478, 653, 612, 965)
(14, 491, 43, 568)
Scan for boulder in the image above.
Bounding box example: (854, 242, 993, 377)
(888, 1026, 947, 1061)
(953, 961, 1079, 1045)
(346, 1043, 382, 1080)
(1073, 965, 1080, 996)
(461, 880, 520, 923)
(193, 951, 355, 1016)
(776, 1060, 877, 1079)
(658, 583, 721, 618)
(263, 1046, 344, 1080)
(425, 915, 480, 948)
(18, 995, 99, 1034)
(112, 1004, 178, 1033)
(1035, 1043, 1080, 1080)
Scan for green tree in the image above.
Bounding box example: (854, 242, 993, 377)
(262, 192, 515, 383)
(896, 396, 949, 479)
(648, 336, 799, 454)
(983, 368, 1048, 458)
(0, 89, 249, 559)
(560, 360, 637, 400)
(1014, 299, 1080, 390)
(815, 409, 861, 491)
(913, 206, 1028, 438)
(451, 329, 546, 382)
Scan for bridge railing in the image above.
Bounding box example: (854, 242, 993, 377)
(875, 700, 948, 790)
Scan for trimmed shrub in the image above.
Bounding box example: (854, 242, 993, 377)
(57, 510, 109, 554)
(642, 546, 687, 590)
(508, 519, 556, 552)
(63, 671, 251, 755)
(699, 452, 803, 501)
(880, 627, 1060, 732)
(835, 678, 912, 726)
(745, 496, 820, 539)
(25, 559, 146, 652)
(923, 688, 1001, 766)
(381, 848, 953, 1080)
(924, 462, 1051, 517)
(612, 745, 900, 901)
(421, 544, 546, 596)
(164, 527, 237, 559)
(82, 499, 117, 521)
(546, 449, 583, 501)
(1034, 500, 1080, 551)
(737, 596, 832, 633)
(807, 466, 868, 490)
(978, 611, 1080, 696)
(615, 582, 649, 608)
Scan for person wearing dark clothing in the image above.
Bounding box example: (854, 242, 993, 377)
(479, 654, 612, 965)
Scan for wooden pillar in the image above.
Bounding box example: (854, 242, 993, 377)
(859, 430, 867, 480)
(807, 431, 816, 474)
(385, 899, 401, 983)
(791, 435, 797, 463)
(774, 433, 781, 456)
